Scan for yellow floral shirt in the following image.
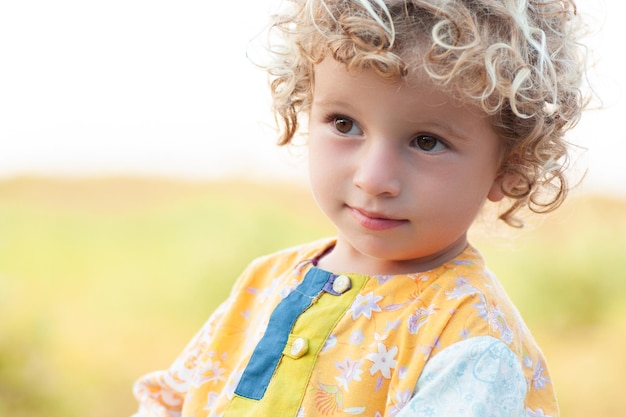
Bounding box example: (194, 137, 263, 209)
(132, 238, 559, 417)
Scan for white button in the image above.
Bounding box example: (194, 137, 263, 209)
(332, 275, 351, 294)
(291, 337, 307, 357)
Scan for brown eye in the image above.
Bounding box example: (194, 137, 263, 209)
(413, 135, 445, 152)
(334, 117, 354, 134)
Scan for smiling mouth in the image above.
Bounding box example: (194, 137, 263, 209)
(348, 206, 408, 231)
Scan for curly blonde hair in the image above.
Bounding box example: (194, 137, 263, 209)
(263, 0, 586, 226)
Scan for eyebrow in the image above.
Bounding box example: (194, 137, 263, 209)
(312, 98, 357, 109)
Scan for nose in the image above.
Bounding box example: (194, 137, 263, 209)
(353, 141, 401, 197)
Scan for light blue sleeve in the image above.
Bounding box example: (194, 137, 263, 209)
(396, 336, 527, 417)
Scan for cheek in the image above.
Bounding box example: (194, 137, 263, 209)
(308, 159, 341, 221)
(307, 136, 327, 182)
(422, 166, 494, 215)
(307, 137, 337, 196)
(308, 136, 358, 217)
(307, 129, 349, 180)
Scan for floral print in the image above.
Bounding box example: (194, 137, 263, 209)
(366, 343, 398, 379)
(350, 292, 383, 320)
(132, 238, 559, 417)
(335, 358, 364, 391)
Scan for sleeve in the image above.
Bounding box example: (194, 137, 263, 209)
(131, 300, 230, 417)
(396, 336, 528, 417)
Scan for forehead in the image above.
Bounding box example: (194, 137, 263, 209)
(312, 57, 481, 116)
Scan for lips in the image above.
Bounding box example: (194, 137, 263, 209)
(348, 206, 408, 231)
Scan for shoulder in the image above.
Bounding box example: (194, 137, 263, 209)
(409, 247, 560, 416)
(419, 245, 523, 343)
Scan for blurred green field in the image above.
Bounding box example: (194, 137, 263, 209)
(0, 177, 624, 417)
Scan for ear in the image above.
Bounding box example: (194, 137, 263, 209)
(487, 177, 505, 202)
(487, 173, 518, 202)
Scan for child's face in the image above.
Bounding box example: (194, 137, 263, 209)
(308, 58, 505, 274)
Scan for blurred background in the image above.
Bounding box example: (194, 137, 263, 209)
(0, 1, 624, 416)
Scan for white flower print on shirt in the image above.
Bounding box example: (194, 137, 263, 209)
(527, 408, 553, 417)
(475, 296, 514, 344)
(366, 343, 398, 379)
(335, 358, 364, 391)
(258, 277, 282, 303)
(350, 329, 365, 345)
(350, 292, 383, 320)
(197, 359, 227, 385)
(532, 359, 551, 390)
(388, 389, 412, 417)
(322, 334, 338, 352)
(446, 277, 480, 299)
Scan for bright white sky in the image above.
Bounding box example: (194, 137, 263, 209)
(0, 0, 624, 196)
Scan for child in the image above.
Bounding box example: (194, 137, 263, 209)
(132, 0, 585, 416)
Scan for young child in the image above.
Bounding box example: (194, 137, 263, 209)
(132, 0, 585, 416)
